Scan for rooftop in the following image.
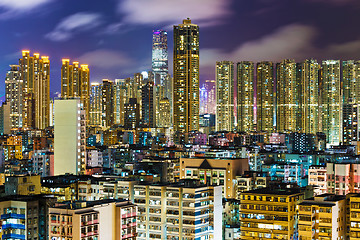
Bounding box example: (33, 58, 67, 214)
(244, 187, 304, 196)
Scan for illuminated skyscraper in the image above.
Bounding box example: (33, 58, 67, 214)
(343, 60, 360, 104)
(256, 61, 274, 133)
(113, 79, 127, 125)
(19, 50, 50, 129)
(5, 65, 22, 128)
(61, 59, 90, 120)
(216, 61, 234, 132)
(205, 80, 216, 114)
(237, 61, 254, 132)
(321, 60, 341, 145)
(101, 79, 114, 128)
(89, 80, 114, 129)
(158, 98, 171, 128)
(299, 59, 320, 134)
(141, 80, 155, 127)
(276, 59, 300, 132)
(173, 18, 199, 133)
(342, 103, 359, 144)
(199, 85, 207, 115)
(124, 98, 140, 129)
(89, 83, 102, 127)
(152, 30, 168, 86)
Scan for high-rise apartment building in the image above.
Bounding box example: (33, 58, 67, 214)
(89, 83, 102, 127)
(102, 79, 114, 128)
(152, 30, 168, 86)
(19, 50, 50, 129)
(133, 73, 143, 112)
(237, 61, 254, 132)
(205, 80, 216, 114)
(61, 59, 90, 120)
(173, 18, 199, 133)
(5, 65, 22, 128)
(343, 60, 360, 104)
(256, 61, 274, 133)
(141, 80, 155, 127)
(124, 98, 140, 129)
(0, 102, 10, 134)
(114, 79, 127, 126)
(199, 85, 207, 115)
(158, 98, 171, 128)
(88, 79, 114, 129)
(343, 103, 360, 144)
(299, 59, 320, 134)
(321, 60, 341, 145)
(216, 61, 234, 132)
(54, 99, 86, 175)
(276, 59, 300, 132)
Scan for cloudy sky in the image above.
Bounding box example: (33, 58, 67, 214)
(0, 0, 359, 96)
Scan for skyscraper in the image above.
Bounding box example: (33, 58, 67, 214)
(342, 103, 359, 144)
(276, 59, 300, 132)
(237, 61, 254, 132)
(299, 59, 320, 134)
(321, 60, 341, 145)
(19, 50, 50, 129)
(205, 80, 216, 114)
(199, 85, 208, 115)
(124, 98, 140, 129)
(89, 83, 102, 127)
(343, 60, 360, 104)
(216, 61, 234, 132)
(173, 18, 200, 133)
(101, 79, 114, 128)
(141, 80, 155, 127)
(158, 98, 171, 128)
(113, 79, 127, 126)
(54, 99, 86, 175)
(61, 59, 90, 120)
(256, 61, 274, 133)
(5, 65, 22, 128)
(152, 30, 168, 86)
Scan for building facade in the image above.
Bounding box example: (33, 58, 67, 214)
(173, 18, 200, 133)
(256, 61, 274, 134)
(216, 61, 235, 132)
(321, 60, 341, 145)
(19, 50, 50, 130)
(54, 99, 86, 175)
(237, 61, 254, 133)
(5, 65, 22, 128)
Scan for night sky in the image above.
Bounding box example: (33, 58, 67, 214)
(0, 0, 359, 97)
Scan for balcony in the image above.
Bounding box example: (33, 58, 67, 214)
(122, 212, 136, 218)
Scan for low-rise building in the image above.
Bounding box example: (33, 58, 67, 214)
(5, 175, 41, 196)
(134, 181, 223, 240)
(240, 187, 305, 239)
(49, 199, 136, 240)
(298, 194, 346, 240)
(308, 165, 327, 195)
(0, 194, 56, 240)
(180, 157, 249, 198)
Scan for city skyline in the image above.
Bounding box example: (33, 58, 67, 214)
(0, 0, 360, 97)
